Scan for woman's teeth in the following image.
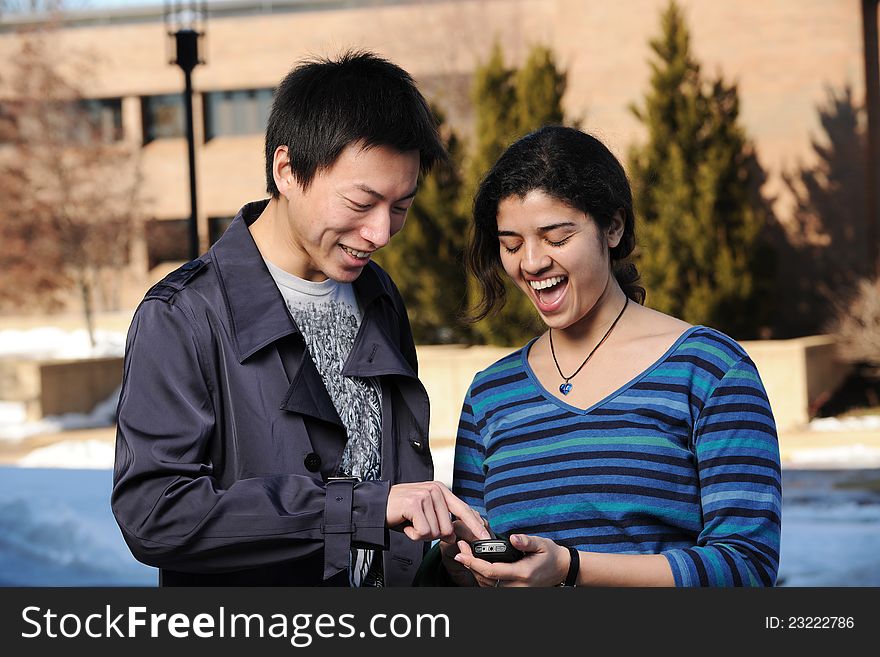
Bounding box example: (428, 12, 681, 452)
(529, 275, 567, 290)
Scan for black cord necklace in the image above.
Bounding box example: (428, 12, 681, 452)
(549, 297, 629, 396)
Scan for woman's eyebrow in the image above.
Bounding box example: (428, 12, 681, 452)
(497, 222, 577, 237)
(537, 222, 577, 233)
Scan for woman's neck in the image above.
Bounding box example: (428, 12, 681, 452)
(550, 277, 629, 351)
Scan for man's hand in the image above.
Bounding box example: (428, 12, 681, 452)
(386, 481, 490, 542)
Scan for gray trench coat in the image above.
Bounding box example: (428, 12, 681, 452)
(111, 200, 433, 586)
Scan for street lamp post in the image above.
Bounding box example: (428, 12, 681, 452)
(165, 1, 207, 261)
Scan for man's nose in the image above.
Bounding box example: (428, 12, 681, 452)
(360, 210, 392, 249)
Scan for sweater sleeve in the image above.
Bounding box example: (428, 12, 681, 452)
(663, 357, 782, 586)
(451, 382, 488, 517)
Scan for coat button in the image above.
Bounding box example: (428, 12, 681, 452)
(304, 452, 322, 472)
(409, 436, 426, 454)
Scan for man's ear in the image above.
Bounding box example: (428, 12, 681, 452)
(607, 209, 625, 249)
(273, 145, 295, 197)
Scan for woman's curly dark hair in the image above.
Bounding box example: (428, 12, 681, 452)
(466, 126, 645, 321)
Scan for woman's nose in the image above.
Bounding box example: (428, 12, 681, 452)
(521, 243, 552, 275)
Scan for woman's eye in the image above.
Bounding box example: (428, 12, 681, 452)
(548, 237, 571, 247)
(502, 244, 521, 254)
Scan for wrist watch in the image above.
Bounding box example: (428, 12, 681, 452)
(559, 545, 579, 587)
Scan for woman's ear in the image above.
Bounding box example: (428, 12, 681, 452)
(607, 209, 625, 249)
(273, 145, 295, 198)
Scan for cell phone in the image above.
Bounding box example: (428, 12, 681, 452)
(470, 537, 524, 563)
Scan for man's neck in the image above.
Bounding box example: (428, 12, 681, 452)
(249, 197, 327, 281)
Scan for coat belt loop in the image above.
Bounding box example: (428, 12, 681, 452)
(322, 477, 359, 580)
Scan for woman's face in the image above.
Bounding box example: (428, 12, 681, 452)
(496, 190, 622, 330)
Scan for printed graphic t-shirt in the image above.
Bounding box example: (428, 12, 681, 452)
(264, 257, 383, 586)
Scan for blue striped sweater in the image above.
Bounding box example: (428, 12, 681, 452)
(452, 326, 781, 586)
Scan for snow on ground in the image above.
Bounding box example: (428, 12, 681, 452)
(0, 466, 156, 586)
(0, 387, 120, 442)
(0, 327, 125, 359)
(785, 443, 880, 469)
(18, 439, 116, 469)
(809, 414, 880, 432)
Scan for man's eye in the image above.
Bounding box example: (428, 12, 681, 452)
(345, 198, 371, 210)
(392, 206, 409, 215)
(548, 237, 571, 247)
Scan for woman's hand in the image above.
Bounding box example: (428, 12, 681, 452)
(453, 533, 571, 587)
(439, 518, 490, 587)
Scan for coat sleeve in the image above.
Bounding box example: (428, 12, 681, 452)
(111, 298, 389, 575)
(662, 357, 782, 587)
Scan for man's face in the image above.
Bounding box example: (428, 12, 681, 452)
(280, 142, 420, 283)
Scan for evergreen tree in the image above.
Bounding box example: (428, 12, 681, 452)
(467, 42, 568, 345)
(630, 1, 773, 338)
(515, 45, 566, 129)
(379, 43, 568, 346)
(462, 42, 519, 209)
(375, 106, 470, 343)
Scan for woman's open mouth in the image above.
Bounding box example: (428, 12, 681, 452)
(528, 275, 568, 312)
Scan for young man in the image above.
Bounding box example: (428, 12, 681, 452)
(111, 52, 488, 586)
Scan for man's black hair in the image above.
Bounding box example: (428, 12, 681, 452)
(265, 50, 445, 195)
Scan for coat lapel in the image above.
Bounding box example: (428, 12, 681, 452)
(345, 311, 429, 441)
(277, 336, 344, 428)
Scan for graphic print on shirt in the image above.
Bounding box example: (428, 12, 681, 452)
(286, 298, 383, 586)
(287, 300, 382, 480)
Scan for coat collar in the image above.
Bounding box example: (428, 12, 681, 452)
(210, 199, 398, 364)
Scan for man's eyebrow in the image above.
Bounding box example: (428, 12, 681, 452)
(497, 222, 577, 236)
(354, 184, 418, 202)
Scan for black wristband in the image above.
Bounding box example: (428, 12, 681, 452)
(562, 546, 579, 587)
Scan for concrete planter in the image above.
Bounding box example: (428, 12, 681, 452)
(0, 356, 123, 420)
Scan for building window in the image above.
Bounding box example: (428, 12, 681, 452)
(145, 218, 190, 270)
(142, 93, 185, 143)
(75, 98, 124, 143)
(203, 88, 273, 140)
(1, 98, 123, 144)
(209, 216, 234, 245)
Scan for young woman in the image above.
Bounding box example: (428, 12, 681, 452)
(442, 126, 781, 587)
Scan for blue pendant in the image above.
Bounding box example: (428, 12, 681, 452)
(559, 382, 573, 395)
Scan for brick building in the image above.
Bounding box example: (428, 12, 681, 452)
(0, 0, 872, 311)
